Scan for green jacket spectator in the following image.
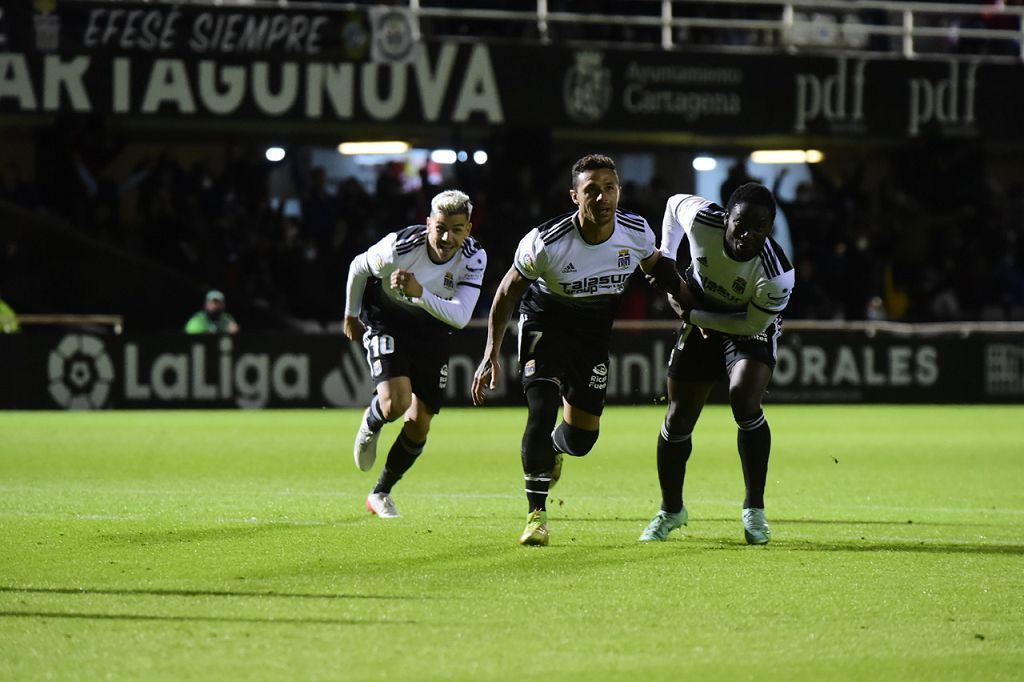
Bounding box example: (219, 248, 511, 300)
(185, 290, 239, 334)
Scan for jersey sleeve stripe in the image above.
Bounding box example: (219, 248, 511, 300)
(457, 281, 482, 289)
(541, 223, 575, 245)
(538, 215, 573, 239)
(758, 252, 780, 279)
(616, 211, 647, 231)
(395, 236, 427, 255)
(767, 237, 794, 272)
(461, 238, 482, 257)
(693, 213, 725, 230)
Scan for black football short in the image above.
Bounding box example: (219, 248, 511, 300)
(362, 325, 451, 414)
(517, 314, 609, 416)
(666, 318, 782, 383)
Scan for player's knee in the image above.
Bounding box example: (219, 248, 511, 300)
(664, 403, 697, 436)
(403, 418, 430, 443)
(728, 389, 761, 423)
(522, 382, 560, 457)
(379, 394, 411, 421)
(552, 421, 599, 457)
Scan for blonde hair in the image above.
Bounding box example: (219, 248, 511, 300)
(430, 189, 472, 219)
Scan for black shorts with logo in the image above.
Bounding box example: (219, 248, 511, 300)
(666, 318, 782, 383)
(362, 324, 451, 414)
(517, 313, 610, 416)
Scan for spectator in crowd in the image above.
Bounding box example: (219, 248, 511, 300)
(185, 289, 239, 334)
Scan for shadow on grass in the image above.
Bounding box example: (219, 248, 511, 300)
(0, 586, 416, 601)
(696, 539, 1024, 555)
(100, 521, 354, 545)
(0, 610, 413, 626)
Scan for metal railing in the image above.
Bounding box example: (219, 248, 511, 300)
(406, 0, 1024, 62)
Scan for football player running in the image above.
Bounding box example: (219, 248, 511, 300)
(472, 154, 686, 546)
(345, 190, 486, 518)
(639, 183, 794, 545)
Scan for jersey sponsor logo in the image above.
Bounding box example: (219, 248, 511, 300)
(524, 359, 536, 377)
(561, 262, 577, 273)
(617, 249, 631, 269)
(561, 273, 631, 295)
(439, 363, 449, 389)
(732, 276, 747, 294)
(372, 359, 383, 377)
(588, 362, 608, 390)
(697, 256, 708, 266)
(444, 271, 455, 289)
(702, 277, 744, 304)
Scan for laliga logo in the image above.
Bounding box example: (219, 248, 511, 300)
(48, 334, 114, 410)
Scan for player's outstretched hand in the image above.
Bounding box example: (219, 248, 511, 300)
(471, 356, 501, 406)
(343, 315, 365, 341)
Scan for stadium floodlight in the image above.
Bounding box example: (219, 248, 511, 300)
(337, 141, 411, 155)
(750, 149, 825, 164)
(431, 149, 458, 164)
(692, 156, 716, 171)
(473, 150, 488, 165)
(265, 147, 286, 162)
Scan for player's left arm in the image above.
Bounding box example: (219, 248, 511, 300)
(687, 271, 793, 336)
(400, 250, 487, 330)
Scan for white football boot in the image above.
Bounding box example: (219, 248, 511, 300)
(353, 408, 381, 472)
(742, 507, 771, 545)
(366, 492, 401, 518)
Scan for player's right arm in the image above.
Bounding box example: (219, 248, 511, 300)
(471, 266, 531, 406)
(472, 230, 546, 405)
(343, 234, 396, 340)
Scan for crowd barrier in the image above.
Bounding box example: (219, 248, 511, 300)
(2, 321, 1022, 409)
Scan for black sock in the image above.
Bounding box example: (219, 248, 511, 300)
(372, 429, 425, 494)
(737, 412, 771, 509)
(524, 472, 551, 513)
(365, 395, 388, 433)
(658, 423, 692, 514)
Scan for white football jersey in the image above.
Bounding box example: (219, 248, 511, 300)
(661, 194, 793, 315)
(346, 225, 486, 331)
(513, 209, 656, 328)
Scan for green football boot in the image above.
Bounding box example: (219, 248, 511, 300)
(518, 509, 549, 546)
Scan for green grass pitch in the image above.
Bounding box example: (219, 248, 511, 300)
(2, 405, 1023, 680)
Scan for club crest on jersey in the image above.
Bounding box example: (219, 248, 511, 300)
(732, 276, 747, 294)
(617, 249, 631, 269)
(444, 271, 455, 289)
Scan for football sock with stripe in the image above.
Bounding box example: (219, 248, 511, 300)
(373, 429, 425, 494)
(657, 423, 692, 514)
(736, 411, 771, 509)
(365, 395, 390, 433)
(522, 383, 560, 512)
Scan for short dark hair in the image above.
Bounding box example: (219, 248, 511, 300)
(726, 182, 776, 224)
(571, 154, 617, 188)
